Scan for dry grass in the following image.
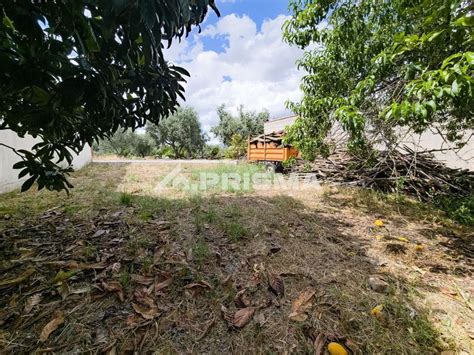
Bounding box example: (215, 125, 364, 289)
(0, 162, 472, 353)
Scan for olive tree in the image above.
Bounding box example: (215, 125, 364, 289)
(146, 107, 206, 159)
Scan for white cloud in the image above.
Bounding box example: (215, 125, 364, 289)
(165, 14, 304, 143)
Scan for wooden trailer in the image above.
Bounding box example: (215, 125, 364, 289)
(247, 130, 299, 172)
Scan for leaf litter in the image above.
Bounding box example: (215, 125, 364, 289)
(0, 163, 472, 353)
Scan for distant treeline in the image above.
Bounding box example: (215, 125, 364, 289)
(94, 105, 269, 159)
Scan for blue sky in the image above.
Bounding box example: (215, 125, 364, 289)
(166, 0, 304, 141)
(200, 0, 290, 54)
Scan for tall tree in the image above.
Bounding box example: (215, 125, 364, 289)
(147, 107, 206, 158)
(283, 0, 473, 160)
(211, 105, 269, 146)
(95, 130, 154, 157)
(0, 0, 219, 191)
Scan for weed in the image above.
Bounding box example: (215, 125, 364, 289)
(282, 156, 297, 169)
(119, 192, 133, 206)
(205, 206, 217, 223)
(194, 212, 204, 234)
(140, 256, 154, 274)
(192, 238, 210, 263)
(119, 269, 130, 289)
(223, 221, 248, 242)
(384, 296, 440, 350)
(434, 195, 474, 226)
(127, 235, 152, 256)
(82, 244, 97, 258)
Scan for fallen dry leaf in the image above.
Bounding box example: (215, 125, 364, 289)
(150, 220, 170, 231)
(221, 305, 233, 324)
(154, 278, 172, 292)
(0, 267, 35, 287)
(39, 311, 65, 342)
(345, 339, 362, 354)
(268, 272, 284, 297)
(58, 282, 70, 300)
(233, 307, 255, 328)
(71, 285, 92, 294)
(111, 262, 121, 274)
(52, 269, 78, 284)
(313, 332, 326, 355)
(101, 281, 124, 302)
(126, 313, 144, 327)
(184, 280, 213, 290)
(220, 274, 234, 287)
(134, 287, 156, 308)
(47, 261, 107, 270)
(289, 288, 316, 322)
(24, 293, 42, 313)
(92, 229, 107, 238)
(132, 302, 159, 320)
(254, 312, 266, 327)
(131, 274, 153, 285)
(234, 289, 251, 308)
(153, 248, 164, 265)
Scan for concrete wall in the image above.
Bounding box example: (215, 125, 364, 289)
(399, 130, 473, 170)
(0, 130, 92, 193)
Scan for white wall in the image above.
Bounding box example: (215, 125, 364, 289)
(400, 130, 473, 170)
(0, 130, 92, 193)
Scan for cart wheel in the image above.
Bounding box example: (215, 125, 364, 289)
(264, 162, 276, 173)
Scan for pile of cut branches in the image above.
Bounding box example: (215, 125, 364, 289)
(292, 146, 474, 201)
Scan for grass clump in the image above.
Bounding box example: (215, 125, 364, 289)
(119, 192, 133, 206)
(222, 221, 248, 242)
(192, 238, 210, 263)
(119, 269, 131, 289)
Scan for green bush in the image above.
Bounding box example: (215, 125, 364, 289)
(434, 196, 474, 226)
(225, 134, 247, 159)
(202, 145, 223, 159)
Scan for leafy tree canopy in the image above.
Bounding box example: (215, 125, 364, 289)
(0, 0, 219, 191)
(211, 104, 269, 146)
(146, 107, 206, 158)
(283, 0, 473, 160)
(94, 129, 154, 158)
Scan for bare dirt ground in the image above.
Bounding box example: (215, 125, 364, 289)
(0, 162, 472, 354)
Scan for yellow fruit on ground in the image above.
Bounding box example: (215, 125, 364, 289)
(397, 237, 409, 242)
(374, 219, 384, 227)
(415, 244, 424, 252)
(371, 304, 384, 317)
(328, 342, 348, 355)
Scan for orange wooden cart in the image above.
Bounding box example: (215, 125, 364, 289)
(247, 131, 298, 172)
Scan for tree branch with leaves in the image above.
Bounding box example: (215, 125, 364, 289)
(0, 0, 219, 191)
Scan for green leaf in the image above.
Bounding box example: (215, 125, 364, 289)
(441, 53, 463, 69)
(465, 52, 474, 65)
(427, 30, 444, 42)
(451, 80, 460, 95)
(21, 176, 36, 192)
(85, 21, 100, 52)
(452, 15, 474, 27)
(425, 100, 436, 112)
(2, 15, 15, 30)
